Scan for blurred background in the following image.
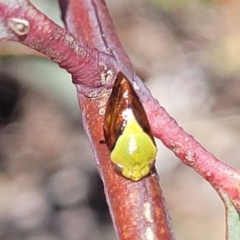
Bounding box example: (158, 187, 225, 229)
(0, 0, 240, 239)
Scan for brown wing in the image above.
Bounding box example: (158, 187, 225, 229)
(103, 72, 155, 152)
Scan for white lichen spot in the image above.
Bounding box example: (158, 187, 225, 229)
(65, 35, 74, 43)
(206, 171, 212, 178)
(141, 227, 156, 240)
(99, 61, 105, 68)
(98, 101, 106, 108)
(65, 34, 84, 55)
(101, 69, 113, 85)
(88, 90, 98, 98)
(106, 47, 112, 54)
(99, 61, 114, 85)
(99, 108, 105, 116)
(185, 150, 195, 166)
(8, 18, 30, 36)
(143, 202, 153, 223)
(101, 88, 111, 97)
(89, 88, 111, 99)
(76, 84, 111, 99)
(98, 100, 106, 115)
(132, 81, 139, 90)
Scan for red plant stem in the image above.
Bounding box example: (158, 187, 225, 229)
(78, 95, 174, 240)
(0, 0, 116, 88)
(59, 0, 131, 64)
(62, 0, 175, 238)
(142, 96, 240, 207)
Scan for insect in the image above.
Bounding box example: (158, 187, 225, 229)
(103, 72, 157, 181)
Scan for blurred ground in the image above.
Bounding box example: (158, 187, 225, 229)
(0, 0, 240, 239)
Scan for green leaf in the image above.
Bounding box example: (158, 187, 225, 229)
(221, 190, 240, 240)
